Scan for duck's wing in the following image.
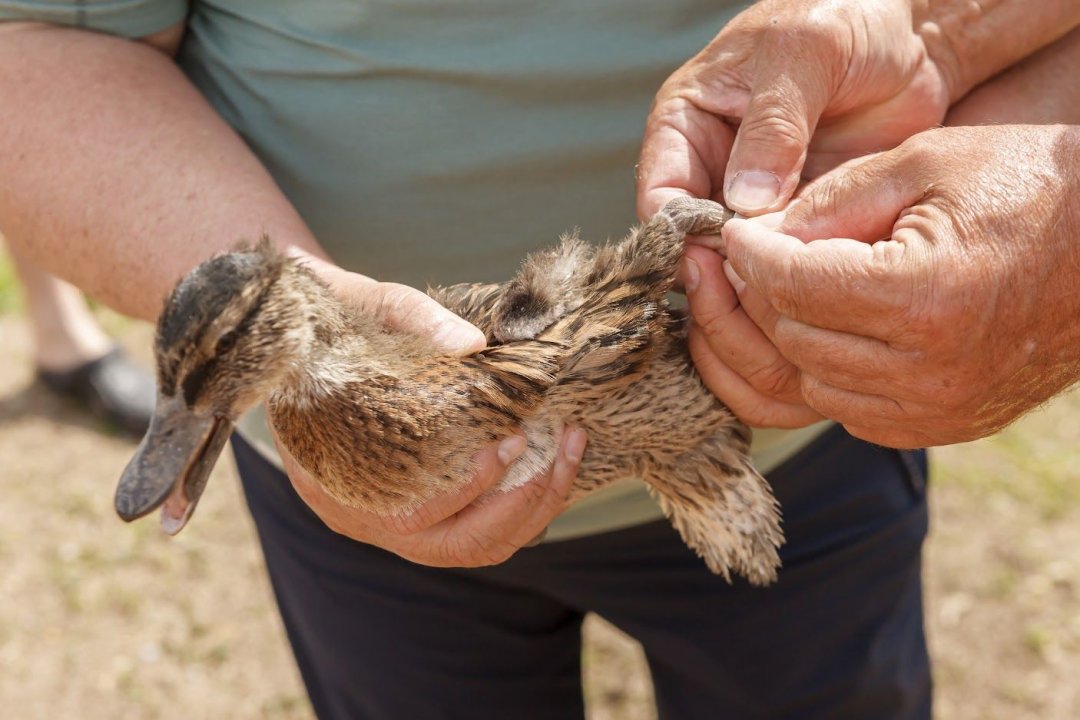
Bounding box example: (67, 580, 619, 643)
(428, 282, 505, 340)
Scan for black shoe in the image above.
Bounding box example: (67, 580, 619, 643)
(37, 347, 156, 437)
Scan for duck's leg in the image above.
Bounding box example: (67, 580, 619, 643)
(594, 198, 735, 294)
(655, 196, 737, 238)
(642, 428, 783, 585)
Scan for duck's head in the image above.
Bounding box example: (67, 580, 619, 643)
(115, 241, 316, 534)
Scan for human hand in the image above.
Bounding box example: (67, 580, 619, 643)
(305, 258, 488, 355)
(709, 124, 1080, 447)
(638, 0, 951, 218)
(276, 423, 587, 567)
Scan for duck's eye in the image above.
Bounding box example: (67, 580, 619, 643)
(215, 329, 239, 355)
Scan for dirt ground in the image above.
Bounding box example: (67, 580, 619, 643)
(0, 308, 1077, 720)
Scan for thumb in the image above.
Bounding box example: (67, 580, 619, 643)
(777, 150, 915, 243)
(724, 54, 833, 215)
(361, 281, 488, 356)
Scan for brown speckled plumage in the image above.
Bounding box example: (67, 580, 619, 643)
(116, 198, 783, 584)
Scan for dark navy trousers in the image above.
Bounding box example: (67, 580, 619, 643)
(233, 424, 931, 720)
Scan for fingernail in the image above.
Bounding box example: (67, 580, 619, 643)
(727, 170, 780, 213)
(723, 261, 746, 294)
(497, 435, 527, 465)
(680, 257, 700, 294)
(563, 428, 588, 464)
(432, 322, 485, 354)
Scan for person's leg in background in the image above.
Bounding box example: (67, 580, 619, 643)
(8, 244, 154, 436)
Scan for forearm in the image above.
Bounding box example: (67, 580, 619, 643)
(916, 0, 1080, 102)
(0, 23, 327, 321)
(946, 25, 1080, 126)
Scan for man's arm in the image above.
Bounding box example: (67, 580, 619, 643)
(918, 0, 1080, 105)
(0, 22, 580, 566)
(0, 23, 327, 320)
(945, 24, 1080, 126)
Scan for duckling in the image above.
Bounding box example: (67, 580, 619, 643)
(434, 198, 782, 583)
(116, 198, 782, 584)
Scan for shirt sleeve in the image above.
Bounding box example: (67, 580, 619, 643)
(0, 0, 188, 38)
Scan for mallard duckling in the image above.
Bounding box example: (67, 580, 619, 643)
(116, 198, 782, 584)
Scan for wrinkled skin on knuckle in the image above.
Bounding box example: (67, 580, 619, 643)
(798, 374, 886, 422)
(375, 283, 423, 325)
(797, 377, 834, 416)
(386, 505, 437, 536)
(758, 2, 849, 58)
(743, 356, 798, 398)
(694, 304, 736, 348)
(650, 36, 751, 121)
(731, 394, 793, 429)
(765, 252, 811, 320)
(801, 172, 853, 222)
(519, 477, 556, 507)
(870, 242, 944, 347)
(893, 130, 949, 180)
(734, 103, 809, 156)
(884, 222, 961, 353)
(898, 362, 967, 408)
(450, 530, 516, 568)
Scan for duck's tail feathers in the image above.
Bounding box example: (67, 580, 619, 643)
(643, 425, 783, 586)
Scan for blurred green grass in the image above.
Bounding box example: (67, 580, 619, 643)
(932, 391, 1080, 520)
(0, 246, 22, 314)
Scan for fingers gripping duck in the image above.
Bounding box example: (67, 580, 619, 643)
(115, 198, 783, 584)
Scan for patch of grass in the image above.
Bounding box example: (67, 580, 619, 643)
(999, 680, 1039, 709)
(0, 246, 22, 315)
(986, 566, 1021, 600)
(92, 303, 139, 337)
(932, 388, 1080, 519)
(101, 586, 143, 619)
(1023, 625, 1052, 660)
(262, 693, 314, 719)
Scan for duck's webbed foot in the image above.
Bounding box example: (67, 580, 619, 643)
(644, 431, 783, 585)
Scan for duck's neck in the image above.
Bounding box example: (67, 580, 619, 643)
(269, 263, 383, 406)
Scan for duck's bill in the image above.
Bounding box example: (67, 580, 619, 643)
(114, 393, 234, 535)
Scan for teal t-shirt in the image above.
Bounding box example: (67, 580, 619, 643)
(0, 0, 831, 540)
